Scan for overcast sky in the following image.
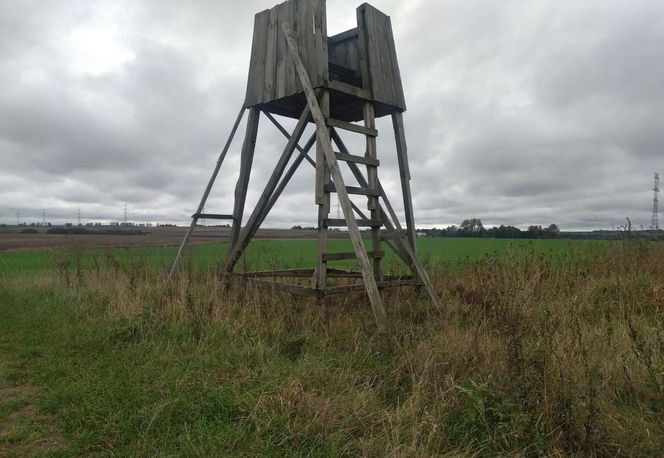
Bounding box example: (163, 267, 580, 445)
(1, 0, 662, 230)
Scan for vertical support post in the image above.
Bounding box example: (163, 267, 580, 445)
(392, 112, 417, 254)
(314, 91, 330, 310)
(363, 102, 383, 288)
(167, 105, 246, 283)
(229, 107, 260, 251)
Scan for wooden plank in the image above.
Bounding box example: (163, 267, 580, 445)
(275, 3, 289, 99)
(245, 10, 269, 106)
(283, 21, 388, 332)
(384, 15, 406, 110)
(167, 106, 246, 283)
(315, 91, 328, 205)
(312, 0, 328, 87)
(334, 152, 379, 166)
(323, 250, 384, 261)
(235, 268, 314, 278)
(327, 80, 372, 100)
(324, 184, 380, 197)
(315, 90, 330, 294)
(263, 7, 279, 102)
(392, 112, 416, 252)
(233, 277, 318, 297)
(364, 102, 382, 285)
(323, 218, 381, 227)
(326, 117, 377, 136)
(254, 11, 269, 105)
(224, 105, 311, 273)
(329, 127, 411, 265)
(324, 279, 418, 295)
(355, 5, 371, 97)
(192, 213, 233, 220)
(229, 108, 260, 250)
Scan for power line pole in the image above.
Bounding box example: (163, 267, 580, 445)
(42, 209, 46, 226)
(123, 203, 128, 225)
(78, 209, 81, 226)
(16, 210, 19, 226)
(651, 172, 660, 230)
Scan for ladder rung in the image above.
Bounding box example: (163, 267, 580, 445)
(324, 184, 380, 197)
(334, 152, 379, 167)
(326, 118, 378, 137)
(324, 218, 382, 227)
(192, 213, 234, 220)
(323, 250, 384, 261)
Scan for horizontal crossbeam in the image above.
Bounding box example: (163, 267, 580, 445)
(323, 250, 384, 261)
(192, 213, 234, 220)
(326, 118, 378, 137)
(324, 184, 380, 197)
(324, 279, 419, 295)
(334, 152, 379, 167)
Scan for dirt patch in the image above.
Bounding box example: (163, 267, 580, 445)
(0, 227, 349, 251)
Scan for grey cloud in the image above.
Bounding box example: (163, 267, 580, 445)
(0, 0, 662, 230)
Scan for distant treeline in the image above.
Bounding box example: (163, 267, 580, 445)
(420, 219, 561, 239)
(45, 227, 146, 236)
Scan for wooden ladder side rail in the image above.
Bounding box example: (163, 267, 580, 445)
(282, 22, 388, 332)
(229, 107, 261, 251)
(224, 105, 312, 274)
(363, 102, 383, 288)
(329, 128, 410, 265)
(167, 105, 246, 283)
(267, 114, 370, 225)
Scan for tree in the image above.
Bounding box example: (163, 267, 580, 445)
(459, 218, 484, 237)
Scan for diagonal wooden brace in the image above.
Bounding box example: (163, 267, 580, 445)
(282, 22, 388, 332)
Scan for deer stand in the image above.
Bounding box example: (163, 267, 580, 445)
(169, 0, 441, 332)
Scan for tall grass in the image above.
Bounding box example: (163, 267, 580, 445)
(0, 241, 663, 455)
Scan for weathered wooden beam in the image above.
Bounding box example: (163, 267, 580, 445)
(323, 250, 384, 261)
(327, 80, 372, 100)
(334, 152, 379, 167)
(283, 21, 388, 332)
(392, 112, 417, 253)
(324, 184, 380, 197)
(192, 213, 233, 220)
(326, 117, 378, 137)
(167, 105, 246, 283)
(224, 105, 312, 273)
(324, 279, 419, 296)
(229, 108, 260, 250)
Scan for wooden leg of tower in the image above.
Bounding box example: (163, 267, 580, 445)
(223, 106, 311, 274)
(315, 91, 330, 314)
(363, 103, 383, 293)
(229, 107, 260, 252)
(392, 112, 417, 255)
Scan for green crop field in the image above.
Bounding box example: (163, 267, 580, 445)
(1, 237, 662, 456)
(0, 237, 610, 276)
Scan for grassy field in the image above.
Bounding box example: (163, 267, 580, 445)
(1, 237, 663, 456)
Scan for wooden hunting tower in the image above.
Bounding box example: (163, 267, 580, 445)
(170, 0, 440, 330)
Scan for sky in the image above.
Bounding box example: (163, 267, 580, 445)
(1, 0, 662, 230)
